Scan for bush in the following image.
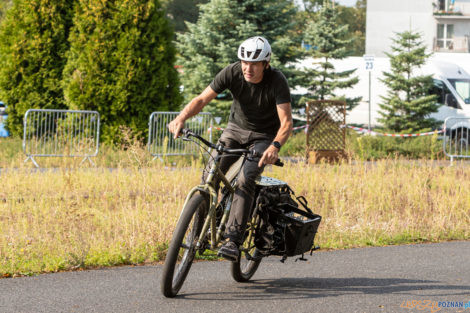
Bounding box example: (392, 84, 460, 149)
(279, 131, 306, 157)
(62, 0, 182, 144)
(346, 130, 444, 160)
(278, 129, 444, 160)
(0, 0, 74, 137)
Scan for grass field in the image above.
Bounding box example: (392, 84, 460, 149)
(1, 153, 469, 277)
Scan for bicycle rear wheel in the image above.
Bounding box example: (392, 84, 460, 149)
(161, 193, 208, 297)
(231, 215, 262, 282)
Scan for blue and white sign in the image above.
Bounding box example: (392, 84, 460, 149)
(363, 54, 375, 71)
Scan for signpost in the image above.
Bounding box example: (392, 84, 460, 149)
(363, 54, 375, 132)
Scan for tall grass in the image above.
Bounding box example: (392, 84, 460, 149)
(1, 155, 469, 277)
(0, 165, 200, 276)
(272, 159, 469, 248)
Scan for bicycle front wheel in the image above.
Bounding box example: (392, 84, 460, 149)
(161, 193, 208, 298)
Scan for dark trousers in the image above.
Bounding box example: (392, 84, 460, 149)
(205, 122, 274, 245)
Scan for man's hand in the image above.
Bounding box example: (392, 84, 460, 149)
(167, 86, 218, 139)
(258, 145, 279, 167)
(167, 117, 185, 139)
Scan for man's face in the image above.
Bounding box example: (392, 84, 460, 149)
(241, 61, 268, 84)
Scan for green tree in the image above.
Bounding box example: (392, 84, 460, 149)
(301, 0, 360, 110)
(176, 0, 302, 121)
(379, 30, 439, 132)
(63, 0, 181, 143)
(166, 0, 208, 33)
(0, 0, 74, 137)
(336, 0, 365, 56)
(299, 0, 365, 56)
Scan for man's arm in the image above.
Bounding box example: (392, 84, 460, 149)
(258, 102, 293, 167)
(168, 86, 218, 138)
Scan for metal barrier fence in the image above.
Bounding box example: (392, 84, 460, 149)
(23, 109, 100, 167)
(148, 112, 213, 159)
(443, 117, 470, 163)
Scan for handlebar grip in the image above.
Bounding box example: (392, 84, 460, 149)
(180, 128, 190, 137)
(274, 159, 284, 167)
(251, 150, 284, 167)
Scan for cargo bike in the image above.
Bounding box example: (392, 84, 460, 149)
(161, 129, 321, 298)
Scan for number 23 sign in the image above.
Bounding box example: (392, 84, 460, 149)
(363, 55, 374, 71)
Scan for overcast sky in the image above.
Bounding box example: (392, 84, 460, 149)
(334, 0, 357, 6)
(295, 0, 358, 9)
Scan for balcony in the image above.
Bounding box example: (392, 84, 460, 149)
(434, 13, 470, 19)
(433, 36, 470, 52)
(433, 1, 470, 18)
(433, 10, 463, 16)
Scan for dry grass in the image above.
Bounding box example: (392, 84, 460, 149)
(0, 141, 469, 276)
(271, 159, 470, 248)
(0, 164, 202, 276)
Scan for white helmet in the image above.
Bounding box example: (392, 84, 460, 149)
(237, 36, 271, 62)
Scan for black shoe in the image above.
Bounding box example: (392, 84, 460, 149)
(218, 241, 239, 262)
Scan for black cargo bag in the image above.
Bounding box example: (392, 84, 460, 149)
(278, 202, 321, 256)
(254, 186, 321, 257)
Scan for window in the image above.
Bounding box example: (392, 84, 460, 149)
(430, 79, 448, 104)
(437, 24, 454, 49)
(430, 79, 460, 108)
(437, 0, 450, 11)
(449, 79, 470, 104)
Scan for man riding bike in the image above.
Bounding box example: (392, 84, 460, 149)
(168, 36, 293, 262)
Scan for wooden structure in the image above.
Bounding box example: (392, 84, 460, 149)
(305, 100, 346, 163)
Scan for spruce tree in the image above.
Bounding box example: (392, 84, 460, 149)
(166, 0, 208, 33)
(176, 0, 301, 121)
(301, 0, 360, 110)
(0, 0, 74, 137)
(242, 0, 300, 76)
(176, 0, 251, 99)
(379, 30, 439, 132)
(63, 0, 181, 143)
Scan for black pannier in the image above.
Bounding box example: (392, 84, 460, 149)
(254, 184, 321, 258)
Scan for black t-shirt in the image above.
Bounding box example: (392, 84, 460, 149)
(210, 62, 291, 136)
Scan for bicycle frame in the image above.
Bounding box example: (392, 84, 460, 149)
(180, 151, 242, 250)
(161, 129, 287, 297)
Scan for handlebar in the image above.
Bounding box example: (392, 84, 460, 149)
(181, 128, 284, 167)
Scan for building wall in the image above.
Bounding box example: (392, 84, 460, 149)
(366, 0, 436, 57)
(452, 0, 470, 14)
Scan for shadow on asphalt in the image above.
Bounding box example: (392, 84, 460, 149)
(179, 277, 470, 300)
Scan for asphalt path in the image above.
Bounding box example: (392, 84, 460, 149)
(1, 241, 469, 313)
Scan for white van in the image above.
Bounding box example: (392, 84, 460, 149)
(426, 61, 470, 136)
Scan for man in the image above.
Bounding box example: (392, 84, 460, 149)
(168, 36, 293, 261)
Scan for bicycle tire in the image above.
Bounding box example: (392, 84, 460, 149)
(231, 216, 262, 282)
(161, 193, 207, 297)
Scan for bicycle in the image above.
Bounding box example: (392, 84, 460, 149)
(161, 129, 321, 298)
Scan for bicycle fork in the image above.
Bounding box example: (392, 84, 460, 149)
(197, 189, 234, 250)
(195, 163, 237, 251)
